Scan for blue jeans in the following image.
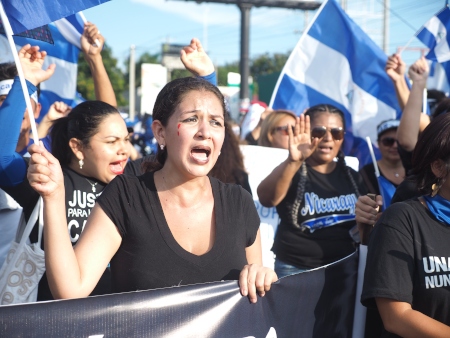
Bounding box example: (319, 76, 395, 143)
(274, 258, 310, 278)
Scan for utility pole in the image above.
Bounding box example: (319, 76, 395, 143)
(129, 44, 136, 121)
(169, 0, 321, 117)
(239, 3, 251, 114)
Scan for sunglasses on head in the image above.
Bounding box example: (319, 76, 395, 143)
(311, 126, 345, 140)
(380, 137, 397, 147)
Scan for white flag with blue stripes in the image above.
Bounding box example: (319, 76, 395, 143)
(0, 14, 84, 121)
(270, 0, 401, 167)
(417, 6, 450, 91)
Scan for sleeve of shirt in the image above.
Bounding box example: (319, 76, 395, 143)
(361, 202, 415, 309)
(239, 186, 260, 247)
(96, 175, 131, 236)
(198, 72, 217, 86)
(0, 77, 37, 187)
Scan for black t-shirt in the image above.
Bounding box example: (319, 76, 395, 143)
(96, 172, 260, 293)
(362, 199, 450, 337)
(123, 155, 155, 177)
(63, 167, 106, 243)
(272, 163, 367, 269)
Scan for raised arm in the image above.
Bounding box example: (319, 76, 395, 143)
(27, 143, 121, 299)
(385, 53, 409, 110)
(257, 114, 320, 207)
(37, 101, 71, 138)
(180, 38, 216, 82)
(0, 45, 54, 187)
(397, 57, 429, 152)
(81, 22, 117, 107)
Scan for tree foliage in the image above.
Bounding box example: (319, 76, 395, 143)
(217, 61, 239, 86)
(250, 52, 289, 80)
(77, 43, 127, 106)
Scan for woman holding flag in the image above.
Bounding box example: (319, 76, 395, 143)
(360, 119, 404, 208)
(362, 112, 450, 336)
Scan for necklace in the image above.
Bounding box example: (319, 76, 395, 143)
(85, 178, 98, 193)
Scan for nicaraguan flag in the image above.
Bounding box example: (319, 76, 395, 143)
(417, 6, 450, 92)
(0, 14, 84, 121)
(270, 0, 402, 167)
(377, 175, 395, 211)
(2, 0, 109, 34)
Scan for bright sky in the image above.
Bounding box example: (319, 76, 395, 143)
(82, 0, 445, 70)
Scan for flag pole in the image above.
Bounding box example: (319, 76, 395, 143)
(365, 137, 380, 178)
(397, 35, 415, 56)
(423, 88, 427, 114)
(78, 11, 101, 47)
(0, 1, 39, 145)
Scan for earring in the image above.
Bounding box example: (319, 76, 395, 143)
(431, 180, 441, 197)
(79, 159, 84, 170)
(160, 144, 165, 150)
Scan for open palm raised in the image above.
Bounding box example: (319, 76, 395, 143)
(288, 114, 321, 162)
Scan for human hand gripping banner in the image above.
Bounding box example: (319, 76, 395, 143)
(0, 251, 359, 337)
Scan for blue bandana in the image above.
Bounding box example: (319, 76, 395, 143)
(423, 194, 450, 225)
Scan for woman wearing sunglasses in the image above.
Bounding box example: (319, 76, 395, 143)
(360, 120, 405, 207)
(258, 109, 297, 149)
(257, 104, 367, 277)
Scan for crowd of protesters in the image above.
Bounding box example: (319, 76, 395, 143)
(0, 20, 449, 337)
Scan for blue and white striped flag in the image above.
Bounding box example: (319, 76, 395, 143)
(417, 6, 450, 92)
(0, 14, 84, 121)
(2, 0, 108, 34)
(270, 0, 402, 167)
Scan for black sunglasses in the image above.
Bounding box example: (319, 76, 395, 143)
(380, 137, 397, 147)
(311, 126, 345, 140)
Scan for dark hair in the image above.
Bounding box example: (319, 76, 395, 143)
(432, 97, 450, 119)
(142, 77, 227, 173)
(290, 104, 360, 228)
(209, 121, 247, 185)
(428, 89, 447, 117)
(0, 63, 17, 81)
(0, 62, 40, 98)
(411, 113, 450, 194)
(51, 101, 119, 165)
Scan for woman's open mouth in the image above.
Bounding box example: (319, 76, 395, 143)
(110, 160, 126, 175)
(191, 146, 211, 164)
